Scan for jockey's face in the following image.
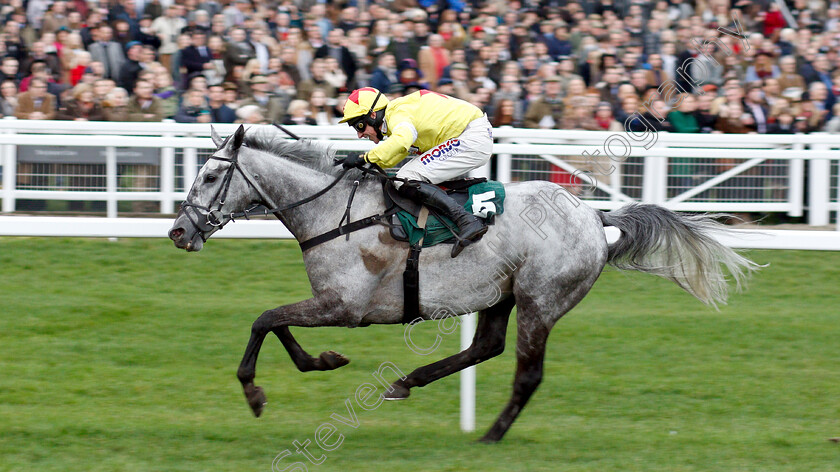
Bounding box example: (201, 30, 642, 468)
(357, 122, 381, 143)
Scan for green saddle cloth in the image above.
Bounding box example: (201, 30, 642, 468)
(395, 181, 505, 247)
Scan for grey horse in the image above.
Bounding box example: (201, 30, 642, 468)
(168, 125, 759, 442)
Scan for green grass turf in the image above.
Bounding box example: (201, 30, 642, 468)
(1, 237, 839, 471)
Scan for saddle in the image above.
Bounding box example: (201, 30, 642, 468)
(384, 177, 501, 246)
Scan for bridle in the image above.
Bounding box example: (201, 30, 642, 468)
(179, 140, 352, 243)
(178, 122, 404, 249)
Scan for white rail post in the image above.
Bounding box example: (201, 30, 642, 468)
(788, 141, 804, 218)
(1, 117, 16, 213)
(160, 131, 176, 214)
(106, 146, 117, 218)
(460, 312, 476, 432)
(808, 143, 830, 226)
(641, 156, 656, 204)
(642, 154, 668, 205)
(183, 147, 198, 194)
(496, 138, 512, 183)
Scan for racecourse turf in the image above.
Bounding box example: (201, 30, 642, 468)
(0, 237, 838, 472)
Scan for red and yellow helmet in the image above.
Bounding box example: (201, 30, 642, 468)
(339, 87, 389, 130)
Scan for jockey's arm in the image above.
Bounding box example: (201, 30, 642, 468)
(365, 115, 416, 169)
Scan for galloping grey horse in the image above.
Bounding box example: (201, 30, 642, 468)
(168, 125, 759, 442)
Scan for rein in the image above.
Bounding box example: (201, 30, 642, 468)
(297, 163, 403, 252)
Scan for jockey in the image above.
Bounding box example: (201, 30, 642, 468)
(339, 87, 492, 257)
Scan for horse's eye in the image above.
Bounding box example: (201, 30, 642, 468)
(205, 175, 217, 183)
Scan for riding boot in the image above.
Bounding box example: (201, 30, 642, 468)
(400, 181, 488, 258)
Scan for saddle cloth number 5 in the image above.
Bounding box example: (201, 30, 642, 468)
(471, 190, 496, 218)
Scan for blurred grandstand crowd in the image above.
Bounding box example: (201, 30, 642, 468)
(1, 0, 839, 133)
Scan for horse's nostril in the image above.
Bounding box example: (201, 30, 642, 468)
(169, 227, 185, 241)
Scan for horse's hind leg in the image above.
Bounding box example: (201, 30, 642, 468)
(479, 314, 550, 443)
(384, 297, 515, 400)
(273, 327, 350, 372)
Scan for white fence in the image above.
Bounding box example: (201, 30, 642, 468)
(0, 120, 839, 232)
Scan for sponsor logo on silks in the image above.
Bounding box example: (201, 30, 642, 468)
(420, 139, 461, 166)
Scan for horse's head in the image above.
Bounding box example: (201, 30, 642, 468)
(169, 125, 260, 251)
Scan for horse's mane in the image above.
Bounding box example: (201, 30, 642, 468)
(243, 126, 348, 179)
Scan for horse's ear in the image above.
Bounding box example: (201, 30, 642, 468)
(231, 124, 246, 151)
(210, 125, 223, 148)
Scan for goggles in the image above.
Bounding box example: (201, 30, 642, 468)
(347, 115, 367, 132)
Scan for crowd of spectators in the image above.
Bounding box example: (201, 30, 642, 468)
(1, 0, 840, 135)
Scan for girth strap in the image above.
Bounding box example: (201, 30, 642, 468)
(402, 207, 429, 324)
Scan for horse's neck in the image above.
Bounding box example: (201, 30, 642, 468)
(254, 156, 383, 242)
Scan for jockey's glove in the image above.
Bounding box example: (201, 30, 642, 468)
(342, 152, 367, 169)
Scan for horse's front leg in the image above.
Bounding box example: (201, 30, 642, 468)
(236, 296, 350, 417)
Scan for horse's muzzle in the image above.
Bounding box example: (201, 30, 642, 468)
(168, 227, 185, 242)
(168, 225, 189, 250)
(169, 225, 203, 251)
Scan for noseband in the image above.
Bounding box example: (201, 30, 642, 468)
(179, 145, 351, 242)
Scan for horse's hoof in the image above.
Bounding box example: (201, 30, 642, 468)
(243, 383, 267, 417)
(383, 383, 410, 400)
(319, 350, 350, 370)
(477, 434, 500, 444)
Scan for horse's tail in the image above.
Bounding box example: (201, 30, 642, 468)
(598, 203, 761, 308)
